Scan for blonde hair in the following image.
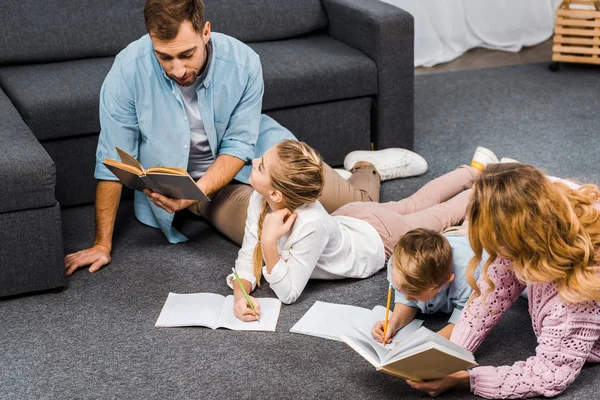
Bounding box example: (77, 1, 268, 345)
(391, 229, 454, 295)
(467, 163, 600, 306)
(253, 140, 325, 285)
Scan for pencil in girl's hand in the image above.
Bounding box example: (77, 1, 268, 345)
(382, 284, 393, 344)
(231, 268, 260, 321)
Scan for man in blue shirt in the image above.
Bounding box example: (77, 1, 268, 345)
(64, 0, 427, 276)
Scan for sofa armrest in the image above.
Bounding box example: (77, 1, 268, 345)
(0, 88, 56, 213)
(321, 0, 414, 150)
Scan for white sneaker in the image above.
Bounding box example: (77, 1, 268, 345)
(471, 146, 499, 171)
(343, 148, 428, 181)
(500, 157, 520, 164)
(333, 168, 352, 180)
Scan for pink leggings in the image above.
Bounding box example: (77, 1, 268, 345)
(332, 166, 477, 259)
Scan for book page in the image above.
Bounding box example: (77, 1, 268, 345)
(289, 301, 373, 341)
(103, 162, 148, 192)
(384, 327, 475, 365)
(352, 305, 424, 348)
(216, 296, 282, 332)
(340, 333, 384, 369)
(155, 293, 225, 328)
(116, 147, 144, 171)
(146, 166, 188, 176)
(349, 326, 392, 362)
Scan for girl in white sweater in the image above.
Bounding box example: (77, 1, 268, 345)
(230, 140, 476, 321)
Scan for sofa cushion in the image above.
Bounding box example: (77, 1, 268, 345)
(206, 0, 327, 43)
(0, 89, 56, 214)
(0, 0, 147, 65)
(0, 35, 377, 142)
(0, 58, 115, 141)
(251, 35, 378, 111)
(0, 0, 327, 65)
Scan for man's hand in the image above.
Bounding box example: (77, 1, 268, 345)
(406, 371, 470, 397)
(261, 208, 297, 243)
(143, 189, 198, 213)
(64, 244, 112, 276)
(233, 295, 261, 322)
(371, 319, 398, 344)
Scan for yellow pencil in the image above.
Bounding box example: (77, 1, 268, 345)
(231, 268, 260, 321)
(382, 284, 393, 344)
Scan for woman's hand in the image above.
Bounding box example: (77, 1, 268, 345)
(261, 208, 297, 244)
(371, 319, 398, 344)
(406, 371, 470, 397)
(233, 295, 261, 322)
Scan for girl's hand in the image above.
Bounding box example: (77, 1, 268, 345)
(233, 296, 261, 322)
(371, 319, 398, 344)
(406, 371, 470, 397)
(261, 208, 297, 243)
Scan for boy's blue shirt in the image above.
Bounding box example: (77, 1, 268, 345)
(386, 234, 486, 324)
(94, 32, 295, 243)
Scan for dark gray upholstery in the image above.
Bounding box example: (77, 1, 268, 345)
(266, 97, 372, 165)
(0, 203, 65, 298)
(0, 0, 147, 65)
(0, 0, 328, 65)
(0, 58, 114, 141)
(0, 89, 56, 214)
(205, 0, 328, 43)
(42, 135, 105, 207)
(251, 35, 377, 110)
(323, 0, 415, 150)
(0, 0, 414, 297)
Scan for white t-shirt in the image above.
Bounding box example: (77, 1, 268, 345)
(228, 191, 386, 304)
(178, 77, 214, 179)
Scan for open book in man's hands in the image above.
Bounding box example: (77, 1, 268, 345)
(341, 326, 477, 381)
(103, 147, 209, 201)
(155, 293, 282, 331)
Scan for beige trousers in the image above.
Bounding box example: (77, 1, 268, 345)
(189, 163, 380, 246)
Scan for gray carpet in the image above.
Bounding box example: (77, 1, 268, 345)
(2, 63, 599, 399)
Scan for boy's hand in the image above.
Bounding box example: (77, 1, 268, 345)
(371, 320, 398, 343)
(233, 296, 261, 322)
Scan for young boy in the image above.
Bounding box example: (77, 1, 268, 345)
(371, 227, 487, 341)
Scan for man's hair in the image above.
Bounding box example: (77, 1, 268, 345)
(144, 0, 206, 41)
(391, 228, 453, 295)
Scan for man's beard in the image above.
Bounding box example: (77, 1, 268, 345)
(170, 71, 198, 86)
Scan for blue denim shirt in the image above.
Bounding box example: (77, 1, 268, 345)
(94, 32, 295, 243)
(387, 234, 487, 324)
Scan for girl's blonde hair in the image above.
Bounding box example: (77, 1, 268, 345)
(467, 163, 600, 306)
(253, 140, 325, 285)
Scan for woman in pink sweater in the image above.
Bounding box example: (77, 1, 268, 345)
(407, 163, 600, 398)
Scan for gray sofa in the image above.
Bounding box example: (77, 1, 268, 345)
(0, 0, 414, 298)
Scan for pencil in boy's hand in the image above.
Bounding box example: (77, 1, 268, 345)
(231, 268, 260, 321)
(382, 284, 393, 344)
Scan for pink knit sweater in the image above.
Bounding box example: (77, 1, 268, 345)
(450, 257, 600, 399)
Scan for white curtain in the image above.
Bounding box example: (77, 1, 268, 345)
(381, 0, 563, 67)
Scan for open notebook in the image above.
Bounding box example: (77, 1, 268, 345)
(341, 326, 477, 381)
(155, 293, 282, 331)
(289, 300, 423, 348)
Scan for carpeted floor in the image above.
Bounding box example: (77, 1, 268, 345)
(2, 63, 599, 399)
